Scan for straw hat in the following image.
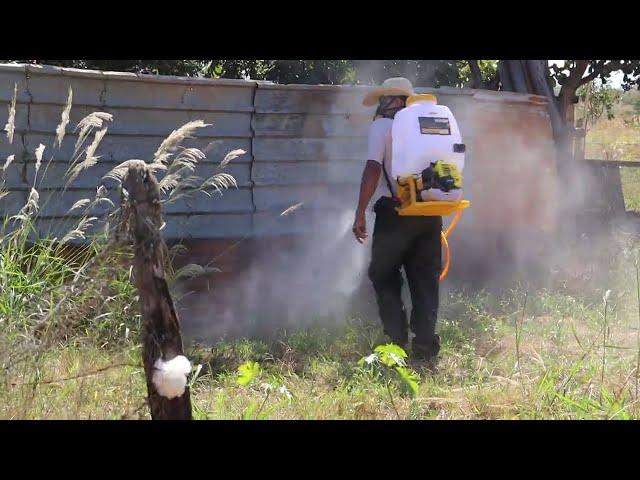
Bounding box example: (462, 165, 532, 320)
(362, 77, 415, 106)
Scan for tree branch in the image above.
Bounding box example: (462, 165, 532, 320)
(578, 60, 625, 87)
(566, 60, 589, 89)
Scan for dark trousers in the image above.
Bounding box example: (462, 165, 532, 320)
(368, 197, 442, 347)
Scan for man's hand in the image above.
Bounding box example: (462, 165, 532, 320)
(353, 211, 367, 244)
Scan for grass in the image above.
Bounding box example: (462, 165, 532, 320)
(621, 167, 640, 211)
(0, 81, 241, 419)
(585, 118, 640, 162)
(583, 114, 640, 211)
(3, 278, 640, 419)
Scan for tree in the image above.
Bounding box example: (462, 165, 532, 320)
(3, 59, 359, 85)
(466, 60, 499, 89)
(2, 59, 490, 88)
(206, 60, 486, 87)
(620, 90, 640, 125)
(577, 82, 622, 130)
(493, 60, 640, 171)
(205, 60, 357, 85)
(625, 93, 640, 115)
(1, 60, 208, 76)
(351, 60, 497, 88)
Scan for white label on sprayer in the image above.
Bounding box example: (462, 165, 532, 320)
(418, 117, 451, 135)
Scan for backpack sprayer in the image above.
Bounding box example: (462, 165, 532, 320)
(392, 94, 470, 281)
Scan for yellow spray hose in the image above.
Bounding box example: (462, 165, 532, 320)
(439, 209, 463, 281)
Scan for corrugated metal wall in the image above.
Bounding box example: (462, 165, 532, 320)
(0, 64, 255, 240)
(252, 84, 483, 237)
(0, 64, 556, 243)
(253, 84, 371, 236)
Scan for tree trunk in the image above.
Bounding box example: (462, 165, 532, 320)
(497, 61, 514, 92)
(575, 83, 592, 162)
(524, 60, 564, 131)
(122, 161, 192, 420)
(498, 60, 575, 167)
(497, 60, 591, 240)
(506, 59, 530, 93)
(468, 60, 484, 89)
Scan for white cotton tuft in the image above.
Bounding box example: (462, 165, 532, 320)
(152, 355, 192, 399)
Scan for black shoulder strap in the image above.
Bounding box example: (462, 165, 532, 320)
(372, 115, 395, 196)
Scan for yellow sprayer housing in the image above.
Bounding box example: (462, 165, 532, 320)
(395, 174, 470, 217)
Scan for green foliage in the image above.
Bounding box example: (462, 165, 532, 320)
(237, 361, 261, 386)
(622, 91, 640, 113)
(551, 60, 640, 92)
(0, 235, 73, 329)
(4, 281, 640, 419)
(578, 82, 623, 126)
(458, 60, 499, 87)
(619, 90, 640, 126)
(0, 215, 139, 345)
(373, 343, 408, 367)
(200, 60, 487, 87)
(0, 78, 245, 424)
(352, 60, 496, 88)
(358, 343, 421, 399)
(2, 59, 499, 88)
(1, 60, 207, 76)
(210, 60, 357, 85)
(394, 366, 420, 396)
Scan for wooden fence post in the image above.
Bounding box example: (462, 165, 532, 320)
(122, 161, 192, 420)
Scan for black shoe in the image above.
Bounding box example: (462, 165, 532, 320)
(390, 339, 408, 353)
(412, 334, 441, 362)
(385, 330, 409, 352)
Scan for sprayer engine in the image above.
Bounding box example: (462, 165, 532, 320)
(396, 160, 463, 206)
(395, 160, 468, 217)
(420, 160, 463, 193)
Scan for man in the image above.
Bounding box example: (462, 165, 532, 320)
(353, 77, 442, 362)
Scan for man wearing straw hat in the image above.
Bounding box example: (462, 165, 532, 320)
(353, 77, 443, 363)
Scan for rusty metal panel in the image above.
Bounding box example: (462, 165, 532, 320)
(252, 160, 364, 186)
(253, 84, 367, 236)
(102, 78, 255, 112)
(254, 84, 372, 115)
(469, 91, 557, 233)
(26, 66, 105, 107)
(0, 64, 30, 103)
(254, 137, 368, 162)
(253, 113, 371, 138)
(575, 161, 626, 216)
(161, 213, 253, 240)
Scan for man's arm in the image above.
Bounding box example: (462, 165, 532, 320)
(353, 160, 381, 244)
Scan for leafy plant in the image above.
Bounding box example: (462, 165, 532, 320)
(358, 343, 420, 419)
(0, 78, 243, 419)
(236, 361, 261, 386)
(578, 82, 622, 129)
(235, 361, 293, 419)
